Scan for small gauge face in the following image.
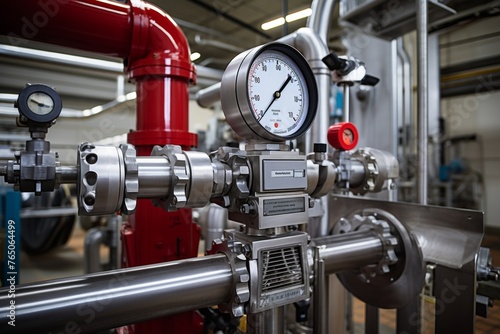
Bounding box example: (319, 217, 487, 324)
(247, 51, 309, 138)
(16, 84, 62, 123)
(27, 92, 54, 115)
(221, 43, 318, 142)
(342, 128, 354, 146)
(327, 122, 358, 151)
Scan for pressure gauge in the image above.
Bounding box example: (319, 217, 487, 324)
(221, 43, 318, 142)
(16, 84, 62, 123)
(327, 122, 359, 151)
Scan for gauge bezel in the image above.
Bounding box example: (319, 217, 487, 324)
(221, 43, 318, 142)
(17, 84, 62, 123)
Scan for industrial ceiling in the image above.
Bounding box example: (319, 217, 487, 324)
(0, 0, 333, 112)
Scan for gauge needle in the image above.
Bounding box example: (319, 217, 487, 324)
(30, 98, 50, 108)
(258, 74, 291, 121)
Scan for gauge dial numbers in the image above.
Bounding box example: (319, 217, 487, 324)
(248, 51, 308, 138)
(221, 43, 318, 142)
(16, 84, 62, 123)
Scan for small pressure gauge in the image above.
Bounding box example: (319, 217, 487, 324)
(221, 43, 318, 142)
(328, 122, 359, 151)
(16, 84, 62, 123)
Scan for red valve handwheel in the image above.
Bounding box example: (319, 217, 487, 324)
(327, 122, 359, 151)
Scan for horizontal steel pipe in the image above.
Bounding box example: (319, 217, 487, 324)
(196, 82, 222, 108)
(0, 254, 233, 333)
(57, 166, 78, 184)
(314, 229, 384, 275)
(136, 156, 171, 198)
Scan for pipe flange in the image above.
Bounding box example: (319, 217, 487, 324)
(349, 149, 378, 195)
(333, 208, 425, 309)
(213, 147, 251, 209)
(151, 145, 189, 211)
(77, 143, 125, 215)
(355, 215, 398, 277)
(119, 144, 138, 214)
(208, 239, 250, 317)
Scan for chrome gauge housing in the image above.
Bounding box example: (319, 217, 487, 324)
(221, 43, 318, 142)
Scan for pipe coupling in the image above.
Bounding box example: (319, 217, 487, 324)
(348, 148, 399, 195)
(334, 213, 398, 282)
(151, 145, 213, 211)
(208, 239, 250, 317)
(78, 143, 125, 215)
(307, 158, 337, 198)
(119, 144, 138, 214)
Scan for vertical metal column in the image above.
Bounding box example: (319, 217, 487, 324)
(390, 40, 399, 202)
(365, 304, 379, 334)
(343, 85, 350, 122)
(434, 266, 476, 334)
(282, 0, 288, 36)
(396, 297, 421, 334)
(416, 0, 429, 205)
(396, 2, 428, 331)
(247, 307, 285, 334)
(313, 249, 328, 334)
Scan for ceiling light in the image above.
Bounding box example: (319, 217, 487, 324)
(261, 8, 311, 31)
(286, 8, 312, 22)
(261, 17, 286, 31)
(190, 52, 201, 61)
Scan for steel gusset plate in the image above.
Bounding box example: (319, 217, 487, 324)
(329, 195, 484, 309)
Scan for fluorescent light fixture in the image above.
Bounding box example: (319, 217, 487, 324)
(286, 8, 312, 22)
(261, 17, 286, 31)
(261, 8, 311, 31)
(126, 91, 137, 100)
(190, 52, 201, 61)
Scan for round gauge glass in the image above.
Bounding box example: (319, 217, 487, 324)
(247, 50, 309, 138)
(16, 84, 62, 123)
(342, 128, 354, 146)
(27, 92, 54, 115)
(221, 43, 318, 142)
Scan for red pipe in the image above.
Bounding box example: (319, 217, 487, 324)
(1, 0, 197, 148)
(1, 1, 201, 333)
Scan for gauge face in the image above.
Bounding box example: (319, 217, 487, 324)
(327, 122, 358, 151)
(16, 84, 62, 123)
(342, 128, 354, 146)
(27, 92, 54, 115)
(247, 51, 308, 138)
(221, 43, 318, 142)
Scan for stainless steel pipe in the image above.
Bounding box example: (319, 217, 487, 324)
(0, 254, 233, 333)
(57, 166, 78, 184)
(136, 156, 171, 198)
(84, 227, 106, 273)
(247, 307, 285, 334)
(196, 82, 221, 108)
(417, 0, 429, 205)
(314, 229, 384, 275)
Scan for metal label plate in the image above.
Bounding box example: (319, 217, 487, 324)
(262, 159, 307, 191)
(263, 197, 305, 216)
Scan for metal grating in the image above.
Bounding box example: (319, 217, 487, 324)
(261, 246, 304, 293)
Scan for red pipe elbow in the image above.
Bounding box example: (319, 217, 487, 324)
(127, 0, 195, 83)
(0, 0, 197, 150)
